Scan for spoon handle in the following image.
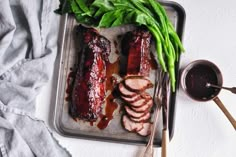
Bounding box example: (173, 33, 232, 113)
(221, 87, 236, 94)
(209, 84, 236, 94)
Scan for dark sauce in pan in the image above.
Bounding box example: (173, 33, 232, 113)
(185, 64, 220, 100)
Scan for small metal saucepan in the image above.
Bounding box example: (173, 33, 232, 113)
(181, 60, 236, 130)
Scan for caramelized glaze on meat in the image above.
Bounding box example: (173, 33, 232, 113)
(70, 25, 111, 121)
(121, 28, 152, 76)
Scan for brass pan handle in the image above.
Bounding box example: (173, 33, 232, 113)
(213, 96, 236, 130)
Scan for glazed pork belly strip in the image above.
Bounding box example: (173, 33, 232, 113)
(121, 27, 152, 76)
(70, 25, 111, 121)
(119, 28, 154, 136)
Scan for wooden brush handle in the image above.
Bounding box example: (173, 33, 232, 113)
(161, 129, 169, 157)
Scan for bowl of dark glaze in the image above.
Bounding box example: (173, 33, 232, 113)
(180, 59, 236, 130)
(181, 60, 222, 101)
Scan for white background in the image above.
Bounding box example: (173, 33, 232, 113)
(36, 0, 236, 156)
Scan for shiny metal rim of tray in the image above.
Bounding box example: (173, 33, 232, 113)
(53, 1, 186, 147)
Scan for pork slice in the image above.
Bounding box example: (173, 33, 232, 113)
(118, 83, 137, 98)
(128, 98, 146, 108)
(130, 99, 153, 112)
(122, 115, 143, 132)
(140, 92, 152, 99)
(121, 91, 152, 104)
(124, 106, 147, 118)
(129, 94, 152, 108)
(124, 76, 153, 92)
(137, 122, 153, 136)
(130, 112, 151, 123)
(121, 94, 141, 103)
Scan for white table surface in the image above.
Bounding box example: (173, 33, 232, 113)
(36, 0, 236, 156)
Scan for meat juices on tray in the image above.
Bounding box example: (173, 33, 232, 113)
(70, 25, 111, 121)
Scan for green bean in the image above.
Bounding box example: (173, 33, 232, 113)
(169, 41, 176, 62)
(170, 36, 179, 61)
(148, 0, 169, 46)
(168, 61, 176, 91)
(148, 26, 167, 72)
(168, 23, 184, 52)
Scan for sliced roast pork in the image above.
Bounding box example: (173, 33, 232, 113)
(124, 76, 153, 92)
(130, 112, 151, 123)
(130, 99, 153, 113)
(124, 106, 148, 118)
(120, 91, 151, 104)
(70, 25, 111, 121)
(129, 94, 152, 107)
(118, 76, 154, 136)
(118, 83, 137, 97)
(122, 115, 143, 132)
(121, 94, 142, 103)
(137, 122, 153, 136)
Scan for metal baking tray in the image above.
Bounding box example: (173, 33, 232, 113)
(53, 1, 185, 147)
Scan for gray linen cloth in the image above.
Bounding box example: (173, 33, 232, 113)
(0, 0, 71, 156)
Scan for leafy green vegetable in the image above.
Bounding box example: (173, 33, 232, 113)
(55, 0, 184, 91)
(55, 0, 72, 14)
